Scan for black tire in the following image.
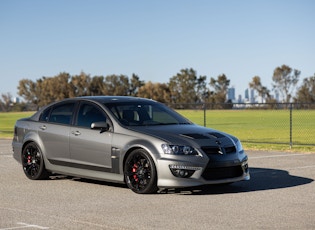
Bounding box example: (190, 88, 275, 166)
(22, 142, 50, 180)
(124, 149, 158, 194)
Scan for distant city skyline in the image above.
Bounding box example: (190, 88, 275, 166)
(228, 86, 281, 103)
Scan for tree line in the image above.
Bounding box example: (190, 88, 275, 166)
(1, 64, 315, 111)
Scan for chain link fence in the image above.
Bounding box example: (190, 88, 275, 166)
(168, 103, 315, 148)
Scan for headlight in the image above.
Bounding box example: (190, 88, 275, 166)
(235, 140, 244, 153)
(161, 144, 198, 155)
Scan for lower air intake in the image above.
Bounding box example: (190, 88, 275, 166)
(202, 165, 243, 180)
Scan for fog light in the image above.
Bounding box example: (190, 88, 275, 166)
(170, 168, 195, 178)
(241, 161, 249, 173)
(169, 165, 202, 178)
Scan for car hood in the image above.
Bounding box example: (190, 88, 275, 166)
(128, 124, 238, 148)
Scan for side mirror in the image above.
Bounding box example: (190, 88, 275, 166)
(91, 121, 110, 133)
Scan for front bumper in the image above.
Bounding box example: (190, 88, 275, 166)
(156, 156, 249, 189)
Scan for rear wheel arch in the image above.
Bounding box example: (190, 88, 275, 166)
(22, 140, 34, 152)
(22, 136, 47, 160)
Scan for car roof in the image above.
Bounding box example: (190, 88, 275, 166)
(30, 96, 156, 121)
(40, 96, 156, 111)
(79, 96, 154, 104)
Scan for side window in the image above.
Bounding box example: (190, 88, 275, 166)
(48, 102, 75, 125)
(39, 107, 51, 122)
(76, 103, 106, 128)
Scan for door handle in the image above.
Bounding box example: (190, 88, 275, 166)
(39, 125, 47, 130)
(71, 131, 81, 136)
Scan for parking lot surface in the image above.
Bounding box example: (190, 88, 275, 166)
(0, 139, 314, 229)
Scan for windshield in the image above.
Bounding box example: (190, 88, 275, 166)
(105, 101, 191, 126)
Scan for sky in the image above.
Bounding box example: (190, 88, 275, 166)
(1, 0, 314, 100)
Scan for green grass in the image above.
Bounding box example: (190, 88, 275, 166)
(0, 112, 35, 138)
(1, 110, 314, 152)
(178, 109, 315, 152)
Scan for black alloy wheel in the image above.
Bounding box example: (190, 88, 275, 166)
(124, 149, 158, 194)
(22, 142, 49, 180)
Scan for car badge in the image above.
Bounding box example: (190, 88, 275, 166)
(216, 140, 224, 155)
(218, 147, 224, 155)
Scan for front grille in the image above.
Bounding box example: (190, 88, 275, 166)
(201, 146, 236, 155)
(201, 146, 220, 155)
(201, 165, 243, 180)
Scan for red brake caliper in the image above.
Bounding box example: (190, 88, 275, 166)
(27, 155, 32, 164)
(132, 163, 138, 182)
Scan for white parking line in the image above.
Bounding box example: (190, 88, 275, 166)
(2, 155, 13, 158)
(0, 207, 118, 230)
(0, 222, 49, 230)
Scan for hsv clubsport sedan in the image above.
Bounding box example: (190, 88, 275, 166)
(12, 96, 249, 194)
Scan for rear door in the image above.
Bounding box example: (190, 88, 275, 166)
(69, 102, 113, 170)
(38, 101, 75, 162)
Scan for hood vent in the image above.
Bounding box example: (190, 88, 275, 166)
(181, 132, 227, 140)
(180, 133, 210, 139)
(208, 132, 226, 139)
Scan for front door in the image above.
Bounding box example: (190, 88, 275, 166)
(69, 102, 112, 170)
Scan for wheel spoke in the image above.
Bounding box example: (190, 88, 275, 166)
(127, 156, 151, 191)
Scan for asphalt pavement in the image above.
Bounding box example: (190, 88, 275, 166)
(0, 139, 314, 229)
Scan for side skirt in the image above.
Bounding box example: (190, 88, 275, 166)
(46, 159, 124, 183)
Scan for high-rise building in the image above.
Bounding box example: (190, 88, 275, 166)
(245, 89, 249, 100)
(238, 94, 242, 103)
(13, 97, 20, 104)
(244, 88, 255, 103)
(227, 87, 235, 101)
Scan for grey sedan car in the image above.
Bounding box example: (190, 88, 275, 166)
(12, 96, 249, 194)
